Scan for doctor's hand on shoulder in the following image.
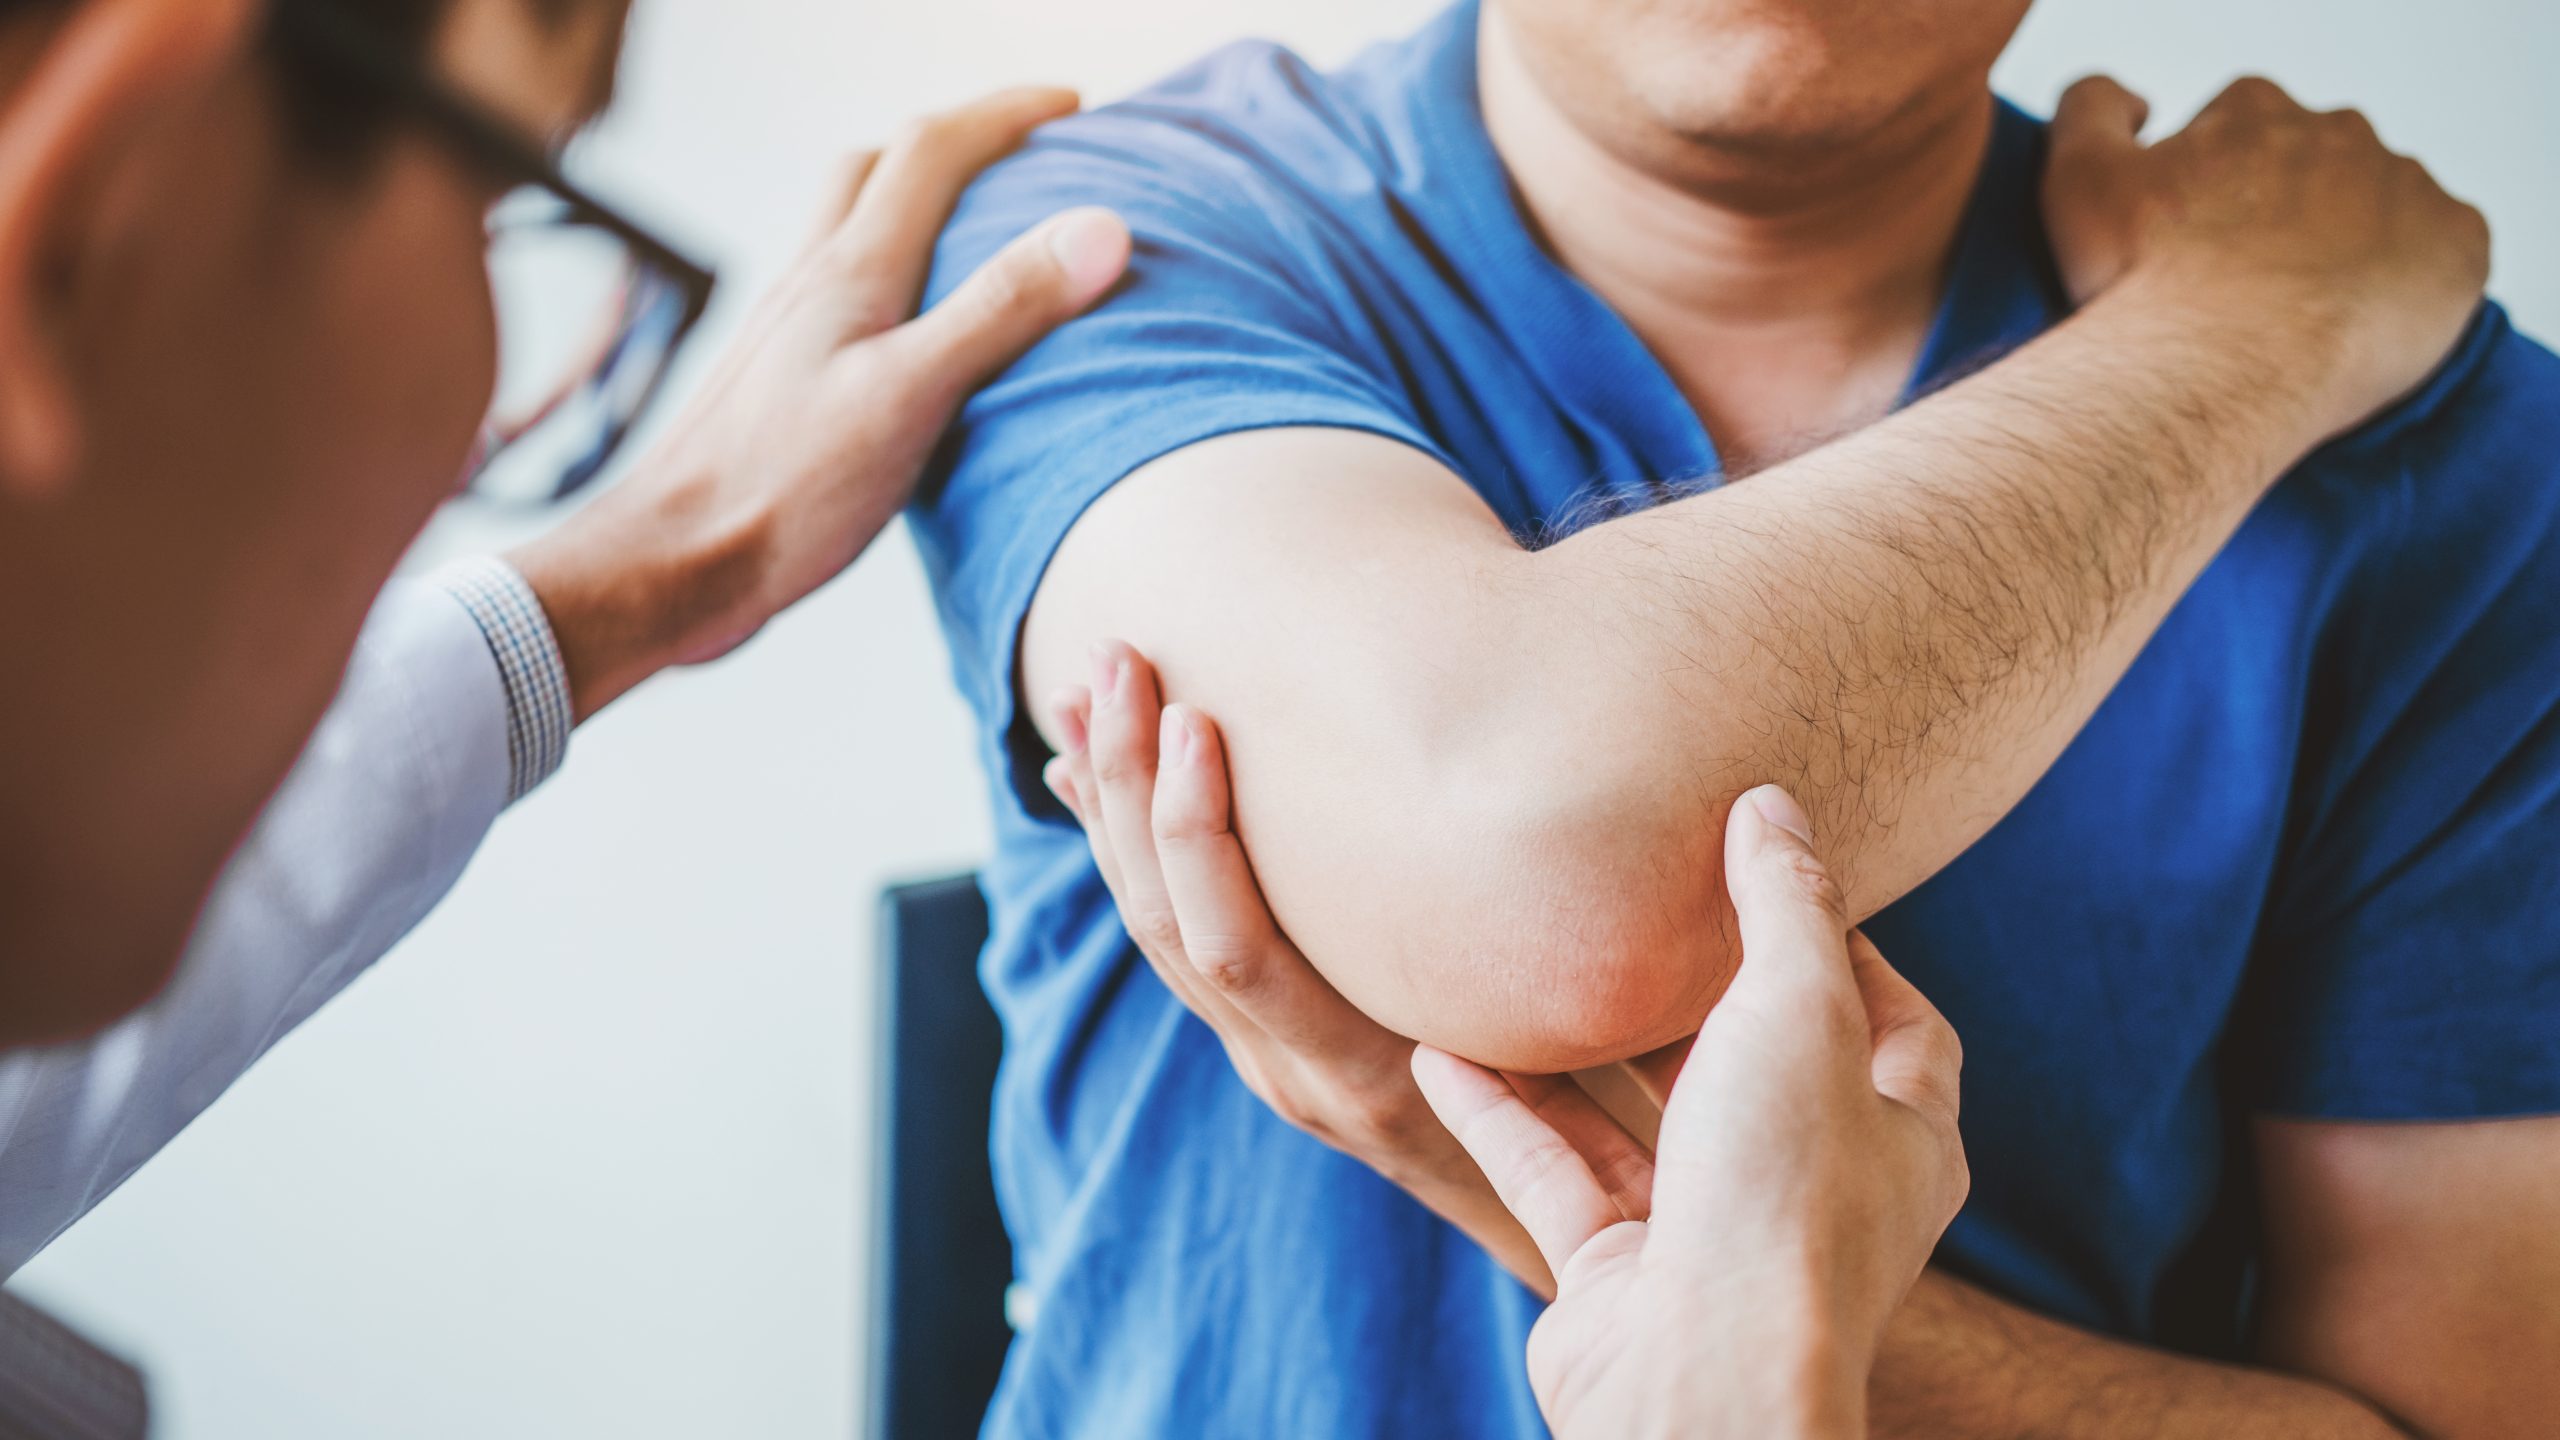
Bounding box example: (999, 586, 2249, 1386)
(508, 86, 1129, 721)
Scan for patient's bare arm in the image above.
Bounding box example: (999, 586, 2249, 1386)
(1024, 78, 2488, 1073)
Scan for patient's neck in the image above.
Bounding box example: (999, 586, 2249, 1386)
(1477, 18, 1992, 472)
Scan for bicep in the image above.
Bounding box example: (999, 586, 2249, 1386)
(2255, 1114, 2560, 1438)
(1022, 427, 1520, 754)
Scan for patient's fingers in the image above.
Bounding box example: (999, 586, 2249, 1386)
(1070, 655, 1260, 1038)
(1087, 641, 1182, 953)
(2045, 75, 2155, 304)
(1152, 703, 1376, 1055)
(1046, 696, 1146, 950)
(833, 86, 1082, 321)
(1042, 688, 1128, 898)
(1413, 1047, 1625, 1277)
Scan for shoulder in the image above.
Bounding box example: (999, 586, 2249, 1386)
(2268, 307, 2560, 595)
(2272, 307, 2560, 824)
(927, 38, 1395, 299)
(2329, 306, 2560, 527)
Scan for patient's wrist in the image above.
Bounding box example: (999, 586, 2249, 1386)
(2077, 268, 2344, 480)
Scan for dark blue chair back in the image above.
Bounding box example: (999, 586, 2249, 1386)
(869, 876, 1013, 1440)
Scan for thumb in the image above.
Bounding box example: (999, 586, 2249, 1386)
(2051, 73, 2150, 150)
(2044, 76, 2155, 305)
(1716, 784, 1859, 1025)
(895, 207, 1130, 388)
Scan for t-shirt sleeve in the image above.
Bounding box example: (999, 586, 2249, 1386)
(2246, 313, 2560, 1120)
(905, 78, 1457, 817)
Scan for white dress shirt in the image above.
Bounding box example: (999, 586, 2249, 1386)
(0, 560, 574, 1276)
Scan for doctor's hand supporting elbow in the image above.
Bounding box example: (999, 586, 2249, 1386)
(1047, 649, 1968, 1439)
(1408, 789, 1968, 1440)
(508, 87, 1130, 722)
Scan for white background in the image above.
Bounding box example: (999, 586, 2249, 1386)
(14, 1, 2557, 1435)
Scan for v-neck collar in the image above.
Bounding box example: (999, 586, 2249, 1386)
(1372, 2, 2069, 496)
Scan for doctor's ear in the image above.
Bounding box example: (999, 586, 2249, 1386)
(0, 0, 262, 500)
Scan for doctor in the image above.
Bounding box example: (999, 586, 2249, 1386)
(0, 0, 1130, 1269)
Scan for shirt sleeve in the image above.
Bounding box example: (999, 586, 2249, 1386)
(2245, 313, 2560, 1120)
(908, 69, 1457, 817)
(0, 571, 530, 1275)
(437, 556, 574, 802)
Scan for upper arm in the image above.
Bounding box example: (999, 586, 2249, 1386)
(1022, 428, 1732, 1070)
(2255, 1116, 2560, 1438)
(2243, 335, 2560, 1123)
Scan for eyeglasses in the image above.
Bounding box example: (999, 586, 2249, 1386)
(269, 0, 719, 505)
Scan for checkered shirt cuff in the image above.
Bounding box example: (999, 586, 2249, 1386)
(434, 557, 573, 804)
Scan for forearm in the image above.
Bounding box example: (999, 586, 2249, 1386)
(1870, 1270, 2403, 1440)
(1524, 271, 2333, 954)
(1036, 275, 2338, 1069)
(1031, 285, 2338, 1071)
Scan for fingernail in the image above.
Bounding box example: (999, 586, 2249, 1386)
(1088, 642, 1122, 704)
(1746, 784, 1814, 845)
(1047, 208, 1130, 296)
(1161, 704, 1197, 767)
(1042, 756, 1074, 809)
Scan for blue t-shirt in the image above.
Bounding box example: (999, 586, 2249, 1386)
(912, 4, 2560, 1434)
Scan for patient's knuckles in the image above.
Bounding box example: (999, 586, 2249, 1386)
(1185, 935, 1262, 995)
(1086, 742, 1152, 791)
(1127, 906, 1187, 963)
(2316, 106, 2381, 150)
(1150, 805, 1221, 850)
(2213, 74, 2295, 119)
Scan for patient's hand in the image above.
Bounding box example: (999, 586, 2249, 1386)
(2042, 73, 2488, 442)
(1044, 642, 1606, 1296)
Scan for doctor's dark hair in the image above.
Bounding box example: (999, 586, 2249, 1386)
(270, 0, 606, 162)
(269, 0, 460, 155)
(0, 0, 592, 160)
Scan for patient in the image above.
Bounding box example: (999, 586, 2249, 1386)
(909, 1, 2560, 1435)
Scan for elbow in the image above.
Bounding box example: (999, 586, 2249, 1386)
(1281, 713, 1741, 1075)
(1220, 595, 1749, 1075)
(1444, 769, 1740, 1072)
